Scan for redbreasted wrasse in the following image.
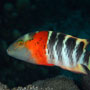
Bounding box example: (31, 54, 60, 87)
(7, 31, 90, 74)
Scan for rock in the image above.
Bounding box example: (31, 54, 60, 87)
(0, 76, 79, 90)
(12, 76, 79, 90)
(0, 83, 9, 90)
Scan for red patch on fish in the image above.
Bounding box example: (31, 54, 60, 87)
(25, 31, 54, 66)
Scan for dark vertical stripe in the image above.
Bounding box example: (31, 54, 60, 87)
(76, 41, 84, 62)
(48, 31, 57, 60)
(66, 37, 76, 65)
(84, 51, 89, 65)
(56, 33, 66, 63)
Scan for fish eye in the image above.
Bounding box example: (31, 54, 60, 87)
(18, 40, 24, 45)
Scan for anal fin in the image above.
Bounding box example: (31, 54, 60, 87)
(59, 64, 87, 74)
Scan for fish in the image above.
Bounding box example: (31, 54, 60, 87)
(7, 31, 90, 74)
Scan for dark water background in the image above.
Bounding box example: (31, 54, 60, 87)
(0, 0, 90, 89)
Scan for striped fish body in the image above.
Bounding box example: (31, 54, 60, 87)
(7, 31, 90, 74)
(46, 31, 90, 74)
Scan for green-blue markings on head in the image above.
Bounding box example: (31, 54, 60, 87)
(7, 33, 31, 61)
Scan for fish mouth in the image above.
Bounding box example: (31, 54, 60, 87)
(7, 45, 14, 56)
(7, 45, 31, 62)
(7, 48, 12, 56)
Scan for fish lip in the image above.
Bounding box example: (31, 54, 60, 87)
(7, 48, 10, 55)
(7, 48, 9, 54)
(7, 48, 11, 56)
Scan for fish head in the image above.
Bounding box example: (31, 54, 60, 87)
(7, 32, 36, 64)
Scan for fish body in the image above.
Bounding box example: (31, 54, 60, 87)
(7, 31, 90, 74)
